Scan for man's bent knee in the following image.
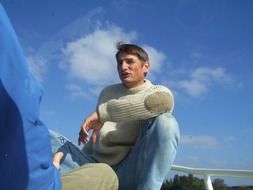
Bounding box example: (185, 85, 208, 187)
(62, 163, 119, 190)
(153, 113, 180, 142)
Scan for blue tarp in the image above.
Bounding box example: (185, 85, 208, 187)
(0, 3, 61, 190)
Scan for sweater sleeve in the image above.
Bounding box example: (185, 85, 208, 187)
(97, 85, 174, 122)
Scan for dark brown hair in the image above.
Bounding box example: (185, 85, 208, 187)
(115, 41, 149, 63)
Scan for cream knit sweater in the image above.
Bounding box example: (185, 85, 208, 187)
(83, 80, 174, 166)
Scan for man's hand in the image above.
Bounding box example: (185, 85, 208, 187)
(78, 111, 103, 145)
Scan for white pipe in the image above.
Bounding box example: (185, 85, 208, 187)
(204, 175, 213, 190)
(171, 165, 253, 179)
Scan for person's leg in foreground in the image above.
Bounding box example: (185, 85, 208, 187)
(50, 130, 119, 190)
(114, 112, 180, 190)
(61, 163, 119, 190)
(50, 130, 96, 173)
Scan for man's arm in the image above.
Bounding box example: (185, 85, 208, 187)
(98, 85, 174, 123)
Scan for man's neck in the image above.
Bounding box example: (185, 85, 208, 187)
(123, 80, 146, 89)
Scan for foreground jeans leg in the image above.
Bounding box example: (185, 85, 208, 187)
(49, 130, 96, 174)
(114, 113, 180, 190)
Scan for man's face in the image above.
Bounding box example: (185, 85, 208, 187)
(117, 52, 149, 88)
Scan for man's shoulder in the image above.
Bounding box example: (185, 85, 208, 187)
(146, 83, 174, 98)
(99, 83, 124, 98)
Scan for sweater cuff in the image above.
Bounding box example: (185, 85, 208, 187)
(97, 103, 111, 122)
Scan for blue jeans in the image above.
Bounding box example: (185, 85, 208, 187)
(50, 130, 96, 173)
(50, 113, 180, 190)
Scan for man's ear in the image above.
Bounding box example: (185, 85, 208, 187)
(143, 61, 150, 76)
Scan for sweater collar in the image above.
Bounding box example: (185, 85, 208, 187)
(121, 80, 152, 94)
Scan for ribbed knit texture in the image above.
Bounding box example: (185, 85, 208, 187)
(83, 80, 174, 165)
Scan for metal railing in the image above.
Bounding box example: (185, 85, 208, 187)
(171, 165, 253, 190)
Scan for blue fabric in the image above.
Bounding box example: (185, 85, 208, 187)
(0, 3, 61, 190)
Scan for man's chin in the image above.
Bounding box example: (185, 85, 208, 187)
(121, 80, 132, 87)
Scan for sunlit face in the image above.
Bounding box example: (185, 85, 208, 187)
(117, 52, 149, 88)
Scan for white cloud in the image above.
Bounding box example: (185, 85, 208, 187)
(27, 54, 47, 83)
(63, 25, 137, 85)
(209, 160, 228, 167)
(62, 24, 168, 91)
(25, 7, 105, 84)
(224, 136, 236, 144)
(177, 67, 232, 97)
(66, 83, 90, 98)
(43, 110, 55, 117)
(180, 134, 218, 148)
(192, 67, 231, 82)
(26, 13, 168, 99)
(143, 45, 166, 73)
(179, 79, 208, 97)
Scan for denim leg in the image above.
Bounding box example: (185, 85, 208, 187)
(114, 113, 180, 190)
(49, 130, 96, 174)
(58, 141, 97, 165)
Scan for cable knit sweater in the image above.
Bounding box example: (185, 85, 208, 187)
(83, 80, 174, 166)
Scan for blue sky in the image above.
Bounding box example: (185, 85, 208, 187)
(2, 0, 253, 186)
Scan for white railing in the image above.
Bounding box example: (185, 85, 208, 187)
(171, 165, 253, 190)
